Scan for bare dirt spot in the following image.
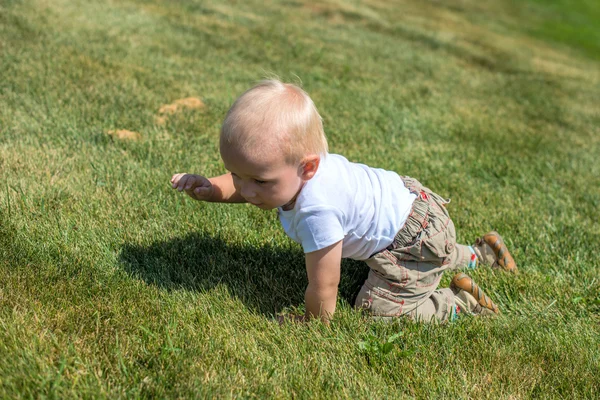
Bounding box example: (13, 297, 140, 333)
(155, 97, 205, 125)
(106, 129, 142, 141)
(159, 97, 205, 115)
(155, 116, 168, 126)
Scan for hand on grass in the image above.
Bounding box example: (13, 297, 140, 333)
(171, 173, 214, 201)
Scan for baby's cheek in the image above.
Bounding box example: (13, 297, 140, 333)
(262, 188, 277, 200)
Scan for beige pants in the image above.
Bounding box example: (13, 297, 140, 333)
(355, 177, 472, 322)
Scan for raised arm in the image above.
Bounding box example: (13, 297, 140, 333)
(304, 240, 343, 324)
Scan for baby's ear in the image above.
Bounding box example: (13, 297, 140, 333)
(300, 155, 320, 180)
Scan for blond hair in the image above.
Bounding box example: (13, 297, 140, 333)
(220, 79, 328, 164)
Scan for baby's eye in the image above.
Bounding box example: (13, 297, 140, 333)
(254, 179, 267, 185)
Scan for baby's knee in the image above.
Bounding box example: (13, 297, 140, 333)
(354, 282, 406, 319)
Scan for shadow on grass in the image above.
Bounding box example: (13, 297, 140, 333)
(119, 232, 369, 317)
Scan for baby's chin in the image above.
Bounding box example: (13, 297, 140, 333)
(250, 202, 275, 210)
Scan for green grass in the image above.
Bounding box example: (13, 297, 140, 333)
(514, 0, 600, 60)
(1, 0, 599, 398)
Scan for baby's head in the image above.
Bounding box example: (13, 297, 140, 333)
(219, 80, 328, 209)
(220, 79, 328, 165)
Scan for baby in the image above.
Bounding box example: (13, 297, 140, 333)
(170, 79, 517, 323)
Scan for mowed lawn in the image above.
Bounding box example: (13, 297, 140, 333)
(1, 0, 599, 398)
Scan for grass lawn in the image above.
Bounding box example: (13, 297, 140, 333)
(1, 0, 599, 398)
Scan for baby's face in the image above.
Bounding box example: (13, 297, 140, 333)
(221, 146, 304, 210)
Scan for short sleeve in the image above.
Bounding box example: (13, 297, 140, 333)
(294, 206, 345, 253)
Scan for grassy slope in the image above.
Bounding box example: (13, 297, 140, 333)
(1, 0, 599, 398)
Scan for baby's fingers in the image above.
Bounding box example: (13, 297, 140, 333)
(184, 175, 199, 190)
(171, 173, 185, 187)
(179, 175, 194, 191)
(172, 174, 191, 191)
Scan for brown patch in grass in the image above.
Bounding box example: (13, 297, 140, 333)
(155, 97, 205, 125)
(155, 116, 168, 126)
(106, 129, 142, 141)
(158, 97, 205, 115)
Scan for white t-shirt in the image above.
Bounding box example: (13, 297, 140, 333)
(278, 153, 416, 260)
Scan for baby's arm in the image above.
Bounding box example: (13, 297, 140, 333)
(304, 240, 343, 323)
(207, 173, 246, 203)
(171, 172, 246, 203)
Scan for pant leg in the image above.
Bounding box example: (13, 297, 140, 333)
(405, 288, 455, 322)
(355, 250, 455, 322)
(446, 244, 472, 270)
(354, 176, 468, 323)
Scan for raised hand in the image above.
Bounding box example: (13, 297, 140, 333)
(170, 173, 214, 201)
